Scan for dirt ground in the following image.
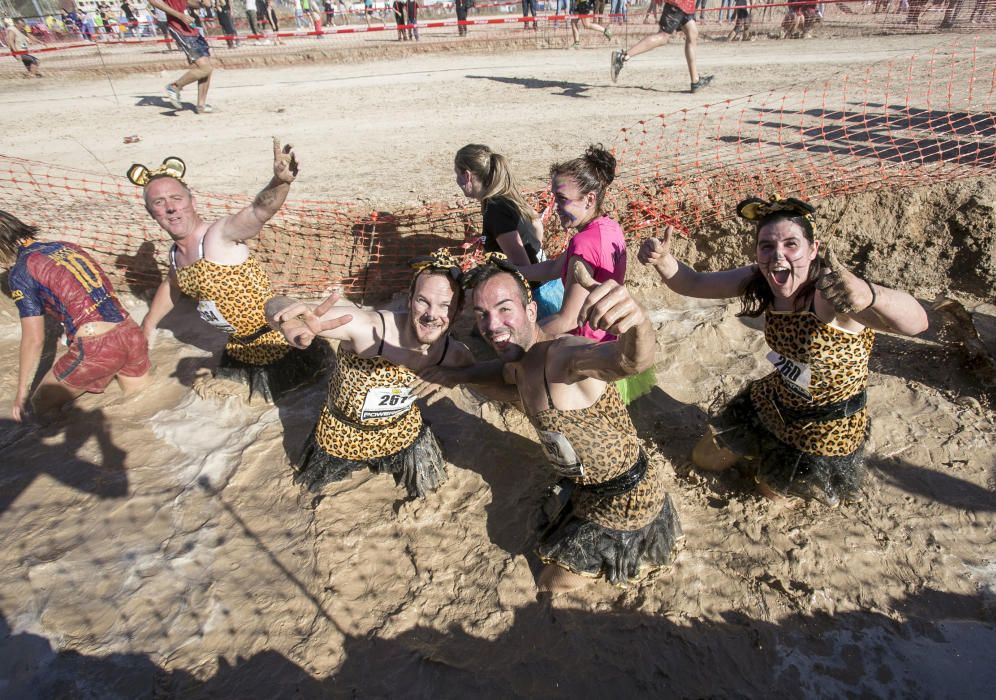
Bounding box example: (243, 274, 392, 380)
(0, 28, 994, 699)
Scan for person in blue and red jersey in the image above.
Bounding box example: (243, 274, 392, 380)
(149, 0, 215, 113)
(2, 211, 150, 421)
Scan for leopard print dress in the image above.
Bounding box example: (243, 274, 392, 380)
(529, 363, 682, 586)
(297, 341, 447, 500)
(714, 309, 875, 505)
(172, 245, 324, 402)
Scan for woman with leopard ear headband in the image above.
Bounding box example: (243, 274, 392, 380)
(636, 195, 928, 507)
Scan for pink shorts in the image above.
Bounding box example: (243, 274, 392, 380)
(54, 318, 151, 393)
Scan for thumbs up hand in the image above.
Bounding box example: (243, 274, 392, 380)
(574, 258, 647, 335)
(814, 246, 875, 315)
(637, 226, 675, 267)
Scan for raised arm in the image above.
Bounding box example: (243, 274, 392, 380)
(815, 247, 928, 336)
(560, 262, 656, 383)
(638, 226, 754, 299)
(218, 138, 299, 243)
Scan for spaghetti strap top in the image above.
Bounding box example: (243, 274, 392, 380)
(169, 236, 206, 269)
(376, 311, 387, 356)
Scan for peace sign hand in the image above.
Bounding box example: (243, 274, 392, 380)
(272, 137, 299, 184)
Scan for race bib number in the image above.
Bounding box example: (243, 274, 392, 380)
(537, 430, 585, 479)
(360, 386, 416, 421)
(767, 350, 813, 399)
(196, 300, 237, 334)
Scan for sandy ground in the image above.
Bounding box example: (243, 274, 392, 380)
(1, 28, 995, 698)
(0, 32, 966, 204)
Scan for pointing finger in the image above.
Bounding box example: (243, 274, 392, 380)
(272, 136, 281, 160)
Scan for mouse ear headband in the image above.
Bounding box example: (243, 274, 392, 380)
(127, 157, 187, 187)
(736, 195, 816, 224)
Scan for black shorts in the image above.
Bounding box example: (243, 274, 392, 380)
(575, 0, 594, 13)
(21, 54, 39, 68)
(659, 3, 693, 34)
(734, 7, 750, 19)
(168, 28, 211, 64)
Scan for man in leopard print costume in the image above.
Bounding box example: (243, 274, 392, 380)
(638, 196, 928, 506)
(265, 250, 475, 499)
(454, 253, 683, 594)
(133, 139, 325, 403)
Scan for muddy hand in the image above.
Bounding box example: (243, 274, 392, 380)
(574, 259, 645, 334)
(815, 246, 873, 314)
(272, 137, 299, 183)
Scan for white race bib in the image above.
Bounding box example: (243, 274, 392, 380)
(537, 429, 585, 479)
(360, 386, 416, 421)
(196, 300, 236, 334)
(767, 350, 813, 399)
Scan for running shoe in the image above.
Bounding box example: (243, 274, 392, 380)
(195, 104, 215, 114)
(164, 83, 181, 109)
(690, 74, 714, 93)
(610, 50, 626, 83)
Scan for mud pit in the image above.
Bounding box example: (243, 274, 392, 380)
(1, 30, 995, 698)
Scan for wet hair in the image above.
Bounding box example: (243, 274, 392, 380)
(549, 144, 617, 213)
(738, 211, 822, 318)
(0, 210, 38, 265)
(454, 144, 537, 225)
(462, 254, 532, 307)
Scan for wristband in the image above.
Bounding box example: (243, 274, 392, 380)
(862, 279, 876, 312)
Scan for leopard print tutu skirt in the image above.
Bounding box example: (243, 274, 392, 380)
(216, 341, 327, 403)
(537, 490, 683, 586)
(713, 388, 868, 506)
(296, 421, 447, 500)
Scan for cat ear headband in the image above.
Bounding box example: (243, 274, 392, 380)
(736, 195, 816, 224)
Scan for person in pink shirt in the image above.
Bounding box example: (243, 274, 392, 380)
(520, 144, 625, 342)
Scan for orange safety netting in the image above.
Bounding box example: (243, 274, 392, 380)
(1, 34, 994, 302)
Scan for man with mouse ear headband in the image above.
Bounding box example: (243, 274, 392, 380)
(133, 138, 325, 403)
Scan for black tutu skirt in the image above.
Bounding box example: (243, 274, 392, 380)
(296, 422, 447, 500)
(714, 389, 868, 506)
(216, 342, 327, 403)
(537, 491, 683, 586)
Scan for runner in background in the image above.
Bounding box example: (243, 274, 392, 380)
(610, 0, 713, 93)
